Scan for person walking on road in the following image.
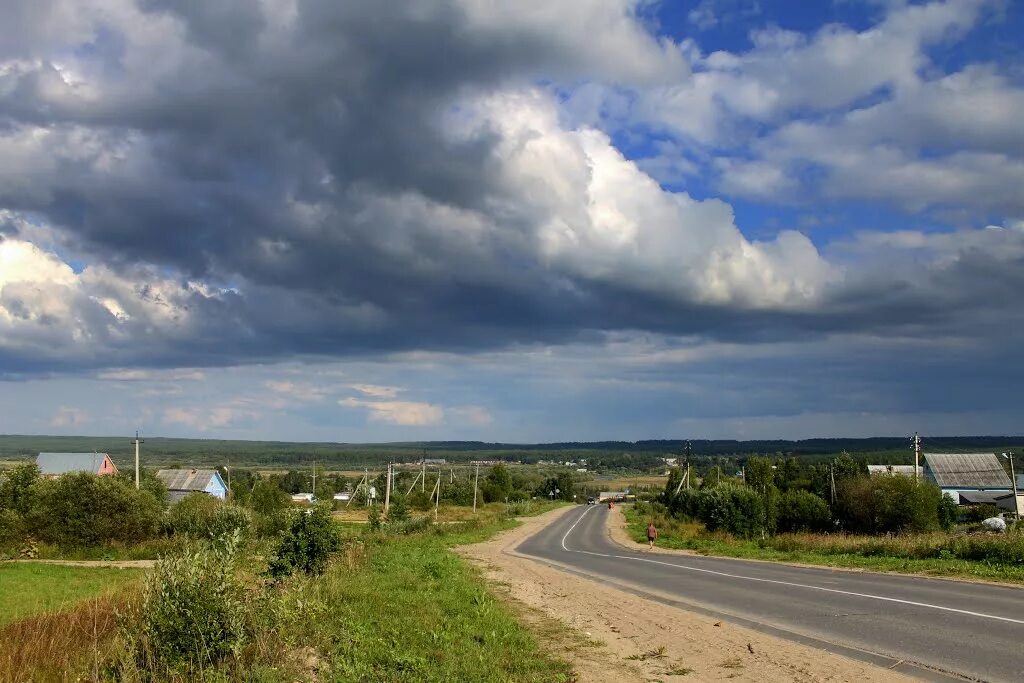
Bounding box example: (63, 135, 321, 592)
(647, 521, 657, 549)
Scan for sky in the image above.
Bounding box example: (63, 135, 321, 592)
(1, 0, 1023, 442)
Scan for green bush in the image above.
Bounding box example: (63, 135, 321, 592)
(26, 472, 162, 547)
(387, 496, 410, 523)
(167, 494, 251, 539)
(269, 504, 341, 577)
(132, 531, 249, 668)
(697, 485, 769, 538)
(254, 508, 291, 538)
(777, 490, 831, 533)
(937, 495, 960, 531)
(367, 505, 382, 531)
(962, 504, 1001, 524)
(0, 462, 40, 515)
(836, 476, 942, 533)
(0, 509, 24, 545)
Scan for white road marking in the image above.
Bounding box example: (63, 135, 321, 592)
(556, 507, 1024, 626)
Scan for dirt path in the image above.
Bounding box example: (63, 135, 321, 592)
(4, 559, 154, 568)
(458, 507, 918, 683)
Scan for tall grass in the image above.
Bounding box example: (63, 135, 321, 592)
(0, 593, 123, 682)
(625, 505, 1024, 583)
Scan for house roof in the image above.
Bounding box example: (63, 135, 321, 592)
(156, 468, 222, 492)
(37, 452, 110, 476)
(923, 453, 1011, 489)
(958, 490, 1007, 505)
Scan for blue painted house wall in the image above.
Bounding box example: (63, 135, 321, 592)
(205, 471, 228, 499)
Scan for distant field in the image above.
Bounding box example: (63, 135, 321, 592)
(0, 562, 144, 627)
(586, 474, 669, 490)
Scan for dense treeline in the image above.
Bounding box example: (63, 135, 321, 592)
(657, 454, 961, 539)
(2, 435, 1020, 471)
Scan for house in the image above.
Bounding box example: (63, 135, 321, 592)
(922, 453, 1011, 502)
(332, 492, 352, 502)
(37, 452, 118, 479)
(994, 492, 1024, 515)
(867, 464, 923, 477)
(597, 491, 629, 502)
(291, 492, 315, 503)
(156, 468, 228, 504)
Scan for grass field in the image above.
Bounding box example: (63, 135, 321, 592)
(320, 520, 573, 681)
(623, 506, 1024, 584)
(0, 562, 145, 627)
(4, 503, 573, 681)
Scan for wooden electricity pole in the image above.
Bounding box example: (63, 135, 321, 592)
(131, 431, 144, 490)
(384, 462, 392, 514)
(473, 463, 480, 513)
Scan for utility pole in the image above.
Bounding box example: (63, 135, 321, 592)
(830, 462, 836, 505)
(130, 431, 144, 490)
(473, 463, 480, 513)
(432, 474, 441, 522)
(225, 463, 231, 502)
(913, 432, 921, 481)
(311, 460, 317, 500)
(422, 460, 426, 493)
(1004, 452, 1020, 519)
(384, 462, 392, 514)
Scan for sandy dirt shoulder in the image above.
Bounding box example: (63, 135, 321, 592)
(457, 507, 918, 683)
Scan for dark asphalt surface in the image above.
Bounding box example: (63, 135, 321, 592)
(515, 505, 1024, 682)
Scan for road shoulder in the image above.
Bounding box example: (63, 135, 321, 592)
(457, 506, 918, 683)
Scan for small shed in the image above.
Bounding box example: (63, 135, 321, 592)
(157, 469, 228, 503)
(867, 464, 922, 477)
(923, 453, 1011, 502)
(37, 452, 118, 479)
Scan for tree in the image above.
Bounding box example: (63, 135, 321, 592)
(26, 473, 163, 546)
(744, 457, 775, 494)
(482, 463, 513, 502)
(249, 479, 289, 516)
(0, 462, 40, 515)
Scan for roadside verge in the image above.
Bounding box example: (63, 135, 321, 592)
(457, 506, 920, 683)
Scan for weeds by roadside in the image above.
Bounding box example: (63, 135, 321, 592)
(624, 505, 1024, 583)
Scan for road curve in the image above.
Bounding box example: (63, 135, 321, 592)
(514, 505, 1024, 682)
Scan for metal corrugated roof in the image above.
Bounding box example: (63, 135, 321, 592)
(923, 453, 1011, 488)
(156, 469, 219, 491)
(36, 452, 109, 475)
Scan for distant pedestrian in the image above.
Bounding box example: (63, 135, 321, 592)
(647, 521, 657, 548)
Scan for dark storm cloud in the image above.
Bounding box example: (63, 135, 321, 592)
(0, 0, 1022, 380)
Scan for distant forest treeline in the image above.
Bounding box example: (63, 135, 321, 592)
(1, 434, 1021, 471)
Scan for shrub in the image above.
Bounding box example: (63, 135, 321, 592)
(777, 490, 831, 533)
(367, 505, 382, 531)
(0, 462, 40, 515)
(254, 508, 291, 538)
(835, 476, 942, 533)
(249, 479, 290, 516)
(387, 496, 410, 523)
(0, 509, 24, 545)
(132, 531, 249, 668)
(167, 494, 251, 539)
(962, 504, 1001, 524)
(937, 494, 960, 531)
(269, 505, 340, 577)
(25, 473, 162, 547)
(697, 485, 769, 538)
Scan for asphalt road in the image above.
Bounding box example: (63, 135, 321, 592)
(515, 505, 1024, 682)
